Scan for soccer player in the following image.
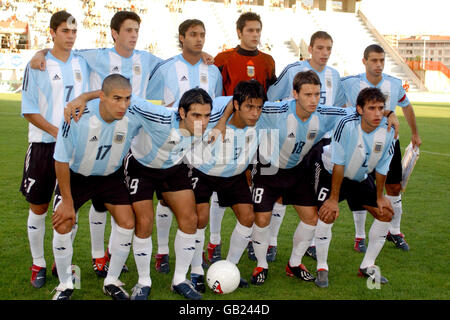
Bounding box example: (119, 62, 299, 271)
(186, 80, 266, 292)
(341, 44, 421, 252)
(310, 87, 397, 287)
(265, 30, 347, 261)
(20, 10, 89, 289)
(208, 11, 276, 263)
(250, 70, 353, 285)
(146, 19, 223, 274)
(51, 74, 141, 300)
(122, 88, 231, 300)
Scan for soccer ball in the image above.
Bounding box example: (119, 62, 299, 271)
(206, 260, 240, 294)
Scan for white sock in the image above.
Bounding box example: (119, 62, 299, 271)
(104, 225, 133, 285)
(173, 229, 197, 286)
(269, 203, 286, 246)
(133, 235, 152, 287)
(360, 219, 390, 269)
(191, 227, 206, 275)
(289, 221, 315, 266)
(71, 211, 79, 243)
(226, 221, 253, 265)
(27, 209, 46, 267)
(89, 205, 107, 258)
(53, 229, 74, 289)
(315, 219, 333, 271)
(386, 195, 402, 235)
(155, 201, 173, 255)
(209, 192, 226, 245)
(252, 224, 270, 269)
(353, 210, 367, 239)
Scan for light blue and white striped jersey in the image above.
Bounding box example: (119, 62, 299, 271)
(257, 99, 354, 169)
(324, 114, 396, 182)
(341, 73, 410, 112)
(187, 96, 259, 177)
(54, 98, 141, 176)
(146, 54, 223, 104)
(22, 51, 90, 143)
(130, 95, 229, 169)
(267, 60, 346, 107)
(76, 47, 162, 98)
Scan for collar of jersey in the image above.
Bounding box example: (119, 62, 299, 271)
(47, 50, 74, 65)
(236, 45, 259, 57)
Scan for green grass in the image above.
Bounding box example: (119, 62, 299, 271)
(1, 93, 449, 301)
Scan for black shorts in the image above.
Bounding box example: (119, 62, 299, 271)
(124, 154, 192, 203)
(252, 161, 317, 212)
(385, 140, 402, 185)
(20, 142, 56, 205)
(311, 156, 377, 211)
(190, 167, 253, 207)
(53, 168, 131, 212)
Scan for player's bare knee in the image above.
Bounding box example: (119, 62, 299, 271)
(30, 203, 49, 215)
(385, 183, 401, 196)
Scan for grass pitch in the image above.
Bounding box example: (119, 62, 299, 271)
(0, 93, 449, 302)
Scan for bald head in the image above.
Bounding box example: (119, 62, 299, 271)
(102, 74, 132, 96)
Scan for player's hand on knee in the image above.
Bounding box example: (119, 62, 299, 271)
(319, 199, 339, 223)
(376, 197, 394, 222)
(52, 200, 76, 231)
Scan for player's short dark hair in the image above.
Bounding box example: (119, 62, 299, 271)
(178, 19, 205, 48)
(102, 74, 131, 96)
(309, 31, 333, 47)
(50, 10, 76, 31)
(356, 87, 386, 110)
(233, 80, 267, 109)
(110, 11, 141, 42)
(293, 70, 321, 92)
(364, 44, 385, 60)
(236, 12, 262, 32)
(179, 88, 213, 115)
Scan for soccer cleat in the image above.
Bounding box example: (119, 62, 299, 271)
(387, 232, 410, 251)
(305, 246, 317, 260)
(103, 280, 130, 300)
(314, 269, 329, 288)
(171, 280, 202, 300)
(251, 267, 268, 285)
(92, 256, 109, 278)
(247, 241, 256, 261)
(131, 283, 151, 300)
(30, 265, 46, 288)
(51, 284, 73, 300)
(266, 245, 277, 262)
(358, 266, 389, 284)
(191, 273, 206, 293)
(354, 238, 367, 253)
(239, 277, 249, 288)
(285, 263, 316, 282)
(207, 242, 222, 264)
(155, 253, 170, 273)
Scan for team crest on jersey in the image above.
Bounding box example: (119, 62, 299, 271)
(307, 130, 318, 140)
(114, 132, 126, 144)
(74, 70, 82, 82)
(200, 72, 208, 83)
(133, 64, 141, 75)
(326, 79, 332, 88)
(247, 65, 255, 78)
(374, 142, 383, 153)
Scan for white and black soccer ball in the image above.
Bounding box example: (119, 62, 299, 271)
(206, 260, 240, 294)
